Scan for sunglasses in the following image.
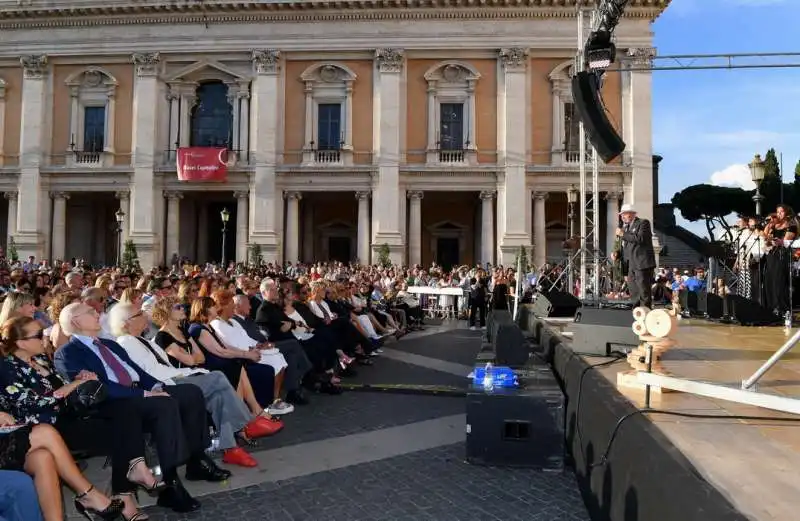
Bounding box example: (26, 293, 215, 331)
(23, 330, 44, 340)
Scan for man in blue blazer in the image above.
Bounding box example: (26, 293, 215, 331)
(54, 303, 226, 514)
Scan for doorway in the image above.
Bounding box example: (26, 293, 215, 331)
(328, 237, 352, 262)
(204, 201, 237, 264)
(436, 237, 459, 271)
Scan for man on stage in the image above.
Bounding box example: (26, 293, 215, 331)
(616, 204, 656, 308)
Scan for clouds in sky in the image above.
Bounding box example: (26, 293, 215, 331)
(709, 163, 756, 190)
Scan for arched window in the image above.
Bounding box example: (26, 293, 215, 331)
(549, 61, 588, 165)
(190, 81, 233, 148)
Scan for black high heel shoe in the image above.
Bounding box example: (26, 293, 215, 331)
(116, 493, 149, 521)
(126, 457, 166, 497)
(74, 485, 124, 520)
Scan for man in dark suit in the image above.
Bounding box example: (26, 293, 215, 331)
(616, 204, 656, 308)
(54, 303, 225, 514)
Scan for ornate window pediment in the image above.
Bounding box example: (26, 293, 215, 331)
(423, 61, 480, 165)
(299, 63, 357, 166)
(64, 67, 118, 167)
(165, 59, 250, 83)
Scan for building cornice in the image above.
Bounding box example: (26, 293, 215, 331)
(0, 1, 670, 29)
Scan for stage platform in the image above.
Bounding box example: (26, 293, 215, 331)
(530, 315, 800, 521)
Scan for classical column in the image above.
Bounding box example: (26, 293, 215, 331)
(179, 86, 196, 148)
(50, 192, 69, 262)
(234, 191, 249, 263)
(228, 84, 241, 153)
(16, 55, 48, 259)
(356, 192, 371, 265)
(237, 81, 251, 161)
(115, 191, 130, 244)
(407, 191, 423, 267)
(625, 48, 656, 223)
(249, 49, 281, 262)
(479, 191, 495, 265)
(372, 48, 405, 263)
(498, 48, 532, 265)
(166, 87, 180, 154)
(130, 52, 161, 269)
(5, 192, 17, 247)
(605, 191, 622, 254)
(0, 78, 6, 166)
(284, 192, 301, 263)
(426, 81, 436, 153)
(163, 191, 182, 261)
(533, 192, 549, 267)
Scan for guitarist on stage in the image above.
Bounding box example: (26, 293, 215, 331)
(616, 204, 656, 308)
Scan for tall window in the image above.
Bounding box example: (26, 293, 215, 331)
(317, 104, 342, 150)
(439, 103, 464, 150)
(564, 102, 581, 152)
(190, 81, 233, 148)
(83, 106, 105, 153)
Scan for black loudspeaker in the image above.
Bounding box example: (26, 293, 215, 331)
(494, 323, 529, 367)
(533, 290, 581, 318)
(487, 310, 513, 343)
(571, 71, 626, 163)
(466, 361, 565, 470)
(725, 294, 781, 326)
(697, 291, 724, 319)
(568, 307, 638, 356)
(677, 289, 699, 315)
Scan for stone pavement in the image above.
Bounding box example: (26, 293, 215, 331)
(76, 322, 589, 520)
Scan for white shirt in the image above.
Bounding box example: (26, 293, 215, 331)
(210, 318, 288, 372)
(116, 334, 208, 385)
(285, 310, 314, 341)
(98, 312, 115, 341)
(307, 299, 336, 320)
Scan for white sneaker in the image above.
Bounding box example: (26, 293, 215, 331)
(268, 399, 294, 415)
(470, 326, 477, 331)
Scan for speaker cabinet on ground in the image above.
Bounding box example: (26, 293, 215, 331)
(533, 290, 581, 318)
(725, 294, 781, 326)
(493, 323, 530, 367)
(568, 307, 639, 356)
(571, 70, 626, 163)
(487, 310, 512, 343)
(697, 291, 724, 319)
(466, 360, 564, 471)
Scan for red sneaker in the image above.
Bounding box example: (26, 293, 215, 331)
(244, 416, 284, 439)
(222, 447, 257, 468)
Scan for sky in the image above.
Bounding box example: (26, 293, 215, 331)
(651, 0, 800, 234)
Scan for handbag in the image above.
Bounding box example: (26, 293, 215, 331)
(64, 380, 108, 415)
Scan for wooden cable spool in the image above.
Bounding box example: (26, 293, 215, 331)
(643, 309, 678, 339)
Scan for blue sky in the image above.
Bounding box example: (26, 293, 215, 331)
(652, 0, 800, 224)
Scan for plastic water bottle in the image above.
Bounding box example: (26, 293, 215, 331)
(785, 311, 792, 330)
(483, 363, 494, 391)
(206, 427, 221, 454)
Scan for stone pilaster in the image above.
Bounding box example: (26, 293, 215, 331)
(50, 192, 69, 262)
(406, 191, 423, 266)
(533, 191, 549, 268)
(479, 191, 496, 265)
(163, 191, 182, 263)
(234, 191, 249, 263)
(4, 192, 17, 250)
(604, 191, 622, 255)
(284, 191, 302, 263)
(625, 47, 656, 223)
(356, 191, 372, 265)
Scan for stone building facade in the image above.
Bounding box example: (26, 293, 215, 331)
(0, 0, 667, 269)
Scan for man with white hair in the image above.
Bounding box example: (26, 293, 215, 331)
(53, 302, 213, 514)
(615, 204, 656, 308)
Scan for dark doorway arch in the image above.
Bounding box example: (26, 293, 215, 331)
(190, 81, 233, 148)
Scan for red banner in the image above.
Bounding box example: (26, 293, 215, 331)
(176, 147, 231, 182)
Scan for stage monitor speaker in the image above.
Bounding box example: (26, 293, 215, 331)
(494, 323, 530, 367)
(571, 71, 626, 163)
(677, 289, 700, 316)
(567, 307, 638, 356)
(466, 360, 564, 471)
(725, 294, 781, 326)
(697, 291, 724, 319)
(487, 310, 513, 343)
(533, 290, 581, 318)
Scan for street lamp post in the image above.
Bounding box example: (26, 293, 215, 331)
(749, 153, 766, 216)
(114, 208, 125, 267)
(220, 208, 230, 267)
(567, 185, 579, 292)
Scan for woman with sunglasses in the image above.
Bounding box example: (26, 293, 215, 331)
(0, 316, 163, 521)
(0, 317, 124, 520)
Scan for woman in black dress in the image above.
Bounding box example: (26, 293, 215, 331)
(764, 204, 797, 316)
(0, 317, 123, 521)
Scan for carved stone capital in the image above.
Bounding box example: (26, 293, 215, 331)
(604, 191, 623, 202)
(164, 190, 183, 201)
(50, 192, 70, 201)
(115, 191, 130, 201)
(4, 192, 17, 201)
(355, 191, 371, 201)
(284, 191, 302, 201)
(251, 49, 281, 75)
(499, 48, 528, 72)
(20, 55, 47, 80)
(234, 191, 249, 200)
(407, 191, 424, 201)
(479, 190, 496, 201)
(131, 52, 161, 77)
(626, 47, 656, 69)
(375, 48, 404, 73)
(533, 191, 550, 201)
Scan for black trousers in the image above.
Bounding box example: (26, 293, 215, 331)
(299, 333, 338, 372)
(274, 338, 312, 392)
(628, 268, 654, 308)
(469, 299, 487, 327)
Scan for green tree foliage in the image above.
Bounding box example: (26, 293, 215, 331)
(671, 184, 752, 241)
(7, 236, 18, 263)
(514, 246, 530, 272)
(247, 243, 263, 266)
(377, 243, 391, 267)
(759, 148, 782, 209)
(121, 240, 139, 270)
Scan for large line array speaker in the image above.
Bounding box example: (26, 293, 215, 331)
(567, 307, 639, 356)
(532, 290, 581, 318)
(571, 70, 626, 163)
(466, 358, 565, 471)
